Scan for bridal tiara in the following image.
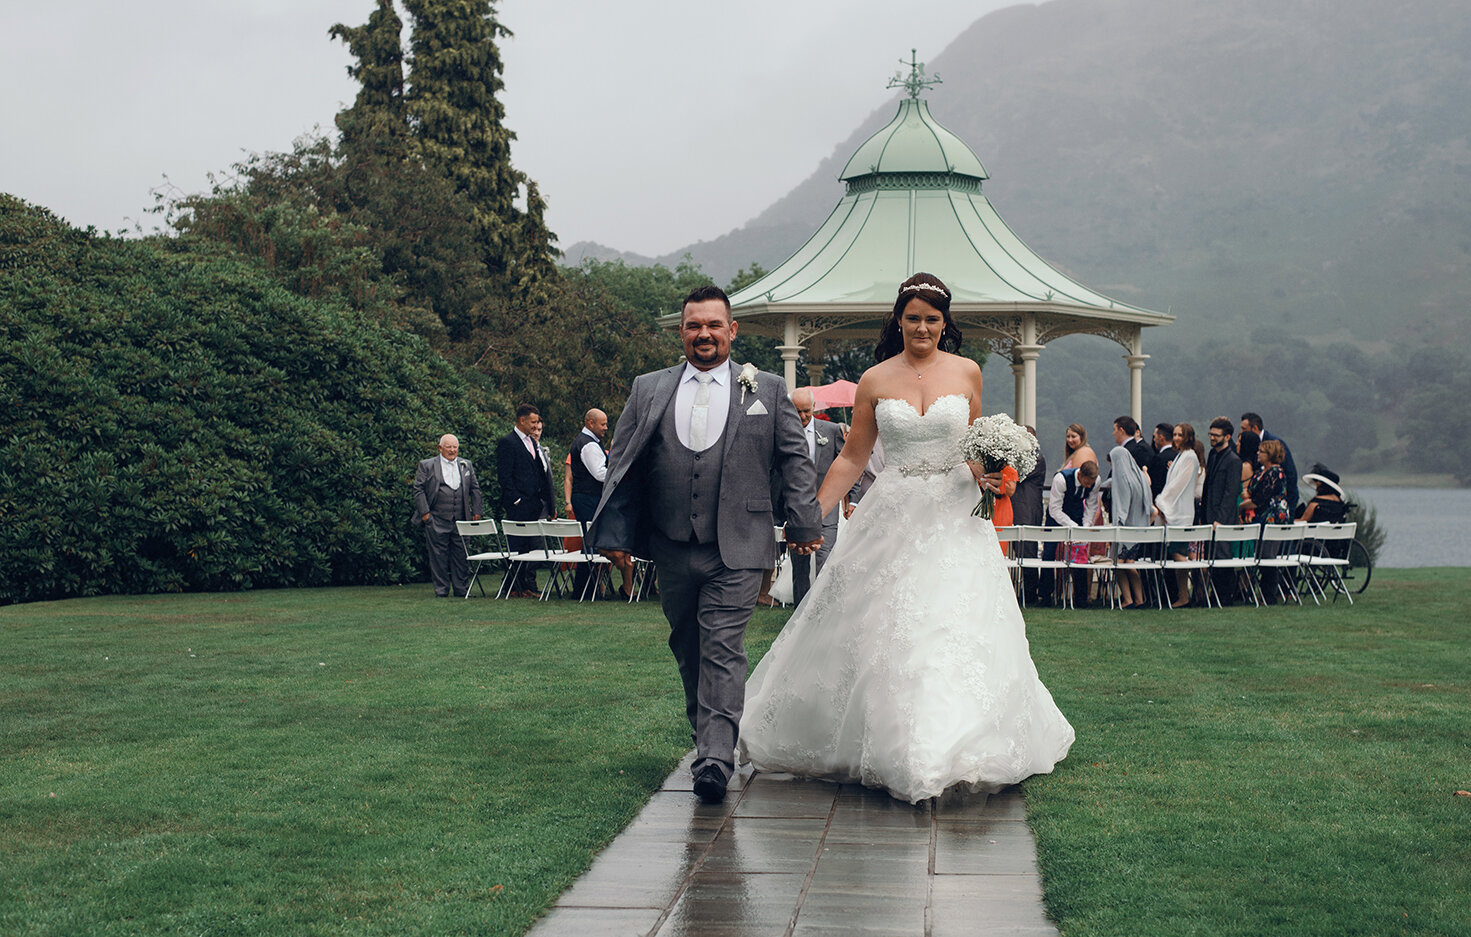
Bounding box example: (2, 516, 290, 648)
(900, 282, 950, 299)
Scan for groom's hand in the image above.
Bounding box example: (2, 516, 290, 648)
(788, 537, 824, 555)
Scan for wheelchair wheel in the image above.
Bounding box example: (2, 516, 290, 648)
(1343, 539, 1372, 594)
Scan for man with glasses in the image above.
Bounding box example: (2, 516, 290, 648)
(1202, 417, 1245, 603)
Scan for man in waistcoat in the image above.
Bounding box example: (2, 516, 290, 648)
(591, 285, 823, 804)
(1046, 459, 1102, 608)
(411, 433, 484, 598)
(568, 408, 634, 597)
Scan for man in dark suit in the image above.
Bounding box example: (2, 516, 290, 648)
(1113, 415, 1152, 471)
(497, 403, 557, 597)
(1012, 425, 1048, 605)
(787, 388, 848, 605)
(1203, 417, 1245, 602)
(411, 433, 484, 598)
(1149, 422, 1177, 498)
(591, 285, 822, 804)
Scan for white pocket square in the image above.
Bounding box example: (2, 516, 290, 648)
(746, 400, 769, 416)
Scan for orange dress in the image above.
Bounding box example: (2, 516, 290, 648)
(991, 465, 1019, 554)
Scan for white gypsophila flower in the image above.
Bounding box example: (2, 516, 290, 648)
(959, 412, 1039, 477)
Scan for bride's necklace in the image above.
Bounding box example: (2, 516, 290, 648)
(903, 355, 940, 380)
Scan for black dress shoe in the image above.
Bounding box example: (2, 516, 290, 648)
(692, 765, 728, 804)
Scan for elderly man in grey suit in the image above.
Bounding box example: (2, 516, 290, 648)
(787, 387, 849, 605)
(592, 285, 823, 804)
(412, 434, 484, 598)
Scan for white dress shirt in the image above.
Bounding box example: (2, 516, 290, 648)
(674, 359, 731, 452)
(577, 429, 608, 482)
(803, 419, 817, 462)
(439, 456, 461, 489)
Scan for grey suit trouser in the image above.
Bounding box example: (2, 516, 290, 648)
(424, 507, 468, 597)
(650, 531, 763, 784)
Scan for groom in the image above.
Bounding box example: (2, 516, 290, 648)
(591, 285, 823, 803)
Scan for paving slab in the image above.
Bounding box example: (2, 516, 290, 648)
(527, 753, 1058, 937)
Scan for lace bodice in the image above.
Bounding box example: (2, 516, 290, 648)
(876, 394, 968, 477)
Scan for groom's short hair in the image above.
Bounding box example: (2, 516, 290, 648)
(681, 285, 730, 315)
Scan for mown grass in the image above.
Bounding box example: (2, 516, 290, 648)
(1022, 568, 1471, 937)
(2, 572, 1467, 935)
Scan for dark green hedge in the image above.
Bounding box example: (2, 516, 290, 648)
(0, 195, 496, 604)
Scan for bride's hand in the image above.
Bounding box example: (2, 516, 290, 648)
(967, 460, 986, 484)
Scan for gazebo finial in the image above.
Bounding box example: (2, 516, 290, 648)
(887, 49, 941, 99)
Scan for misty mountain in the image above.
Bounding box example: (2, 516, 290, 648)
(575, 0, 1471, 351)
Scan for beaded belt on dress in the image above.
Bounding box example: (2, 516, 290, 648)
(896, 458, 963, 478)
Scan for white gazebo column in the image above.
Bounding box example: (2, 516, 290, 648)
(777, 313, 803, 388)
(1011, 357, 1026, 423)
(806, 337, 827, 386)
(1124, 330, 1147, 426)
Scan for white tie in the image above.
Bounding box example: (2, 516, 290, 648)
(689, 372, 714, 450)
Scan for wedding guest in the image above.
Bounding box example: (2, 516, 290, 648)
(1241, 412, 1299, 515)
(1201, 417, 1244, 603)
(1297, 464, 1349, 524)
(981, 462, 1018, 555)
(1012, 427, 1048, 604)
(1241, 438, 1291, 603)
(1113, 415, 1152, 471)
(1152, 423, 1204, 607)
(1237, 430, 1260, 522)
(1149, 422, 1177, 498)
(1062, 423, 1097, 471)
(1047, 459, 1101, 607)
(1104, 444, 1154, 608)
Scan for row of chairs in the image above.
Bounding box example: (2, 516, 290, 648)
(994, 522, 1359, 609)
(453, 518, 653, 601)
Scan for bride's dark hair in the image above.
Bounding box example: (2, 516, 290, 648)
(874, 272, 963, 362)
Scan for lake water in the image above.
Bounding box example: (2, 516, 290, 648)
(1350, 487, 1471, 568)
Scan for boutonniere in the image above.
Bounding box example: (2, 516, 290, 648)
(737, 362, 758, 403)
(816, 434, 830, 446)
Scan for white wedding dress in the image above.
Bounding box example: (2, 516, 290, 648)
(740, 394, 1075, 803)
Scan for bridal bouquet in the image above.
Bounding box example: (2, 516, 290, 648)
(958, 413, 1040, 519)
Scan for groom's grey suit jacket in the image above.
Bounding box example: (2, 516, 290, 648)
(591, 363, 822, 567)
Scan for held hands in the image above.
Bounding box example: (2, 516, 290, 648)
(787, 536, 824, 556)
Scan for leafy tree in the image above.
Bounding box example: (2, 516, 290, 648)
(402, 0, 558, 291)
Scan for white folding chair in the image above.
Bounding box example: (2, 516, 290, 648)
(994, 525, 1022, 596)
(498, 519, 555, 598)
(1208, 523, 1262, 607)
(542, 518, 613, 601)
(1255, 524, 1308, 605)
(1116, 524, 1166, 608)
(455, 519, 510, 599)
(1065, 526, 1120, 609)
(1016, 525, 1071, 608)
(1161, 525, 1214, 608)
(1298, 522, 1357, 605)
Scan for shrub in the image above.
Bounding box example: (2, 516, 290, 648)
(0, 195, 498, 604)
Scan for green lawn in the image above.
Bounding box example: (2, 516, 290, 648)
(2, 572, 1468, 936)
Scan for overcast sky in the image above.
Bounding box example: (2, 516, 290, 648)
(4, 0, 1017, 257)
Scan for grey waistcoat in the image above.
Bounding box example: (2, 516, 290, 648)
(647, 393, 724, 544)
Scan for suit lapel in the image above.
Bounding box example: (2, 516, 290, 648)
(720, 363, 744, 461)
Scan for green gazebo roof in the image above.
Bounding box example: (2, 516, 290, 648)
(698, 93, 1172, 343)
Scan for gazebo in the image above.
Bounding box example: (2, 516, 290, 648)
(663, 56, 1172, 426)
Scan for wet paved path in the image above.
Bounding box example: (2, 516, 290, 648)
(527, 753, 1058, 937)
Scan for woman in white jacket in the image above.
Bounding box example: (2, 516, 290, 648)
(1152, 423, 1205, 607)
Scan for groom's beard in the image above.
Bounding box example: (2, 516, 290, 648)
(690, 342, 725, 366)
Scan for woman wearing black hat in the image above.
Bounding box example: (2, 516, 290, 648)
(1297, 463, 1349, 524)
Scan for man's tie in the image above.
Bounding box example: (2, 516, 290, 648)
(689, 372, 714, 450)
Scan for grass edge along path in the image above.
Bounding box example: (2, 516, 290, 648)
(2, 571, 1468, 935)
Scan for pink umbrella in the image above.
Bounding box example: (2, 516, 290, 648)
(806, 380, 858, 410)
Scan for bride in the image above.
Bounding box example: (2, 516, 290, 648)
(740, 273, 1075, 803)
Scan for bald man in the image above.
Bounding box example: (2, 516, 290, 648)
(412, 433, 484, 597)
